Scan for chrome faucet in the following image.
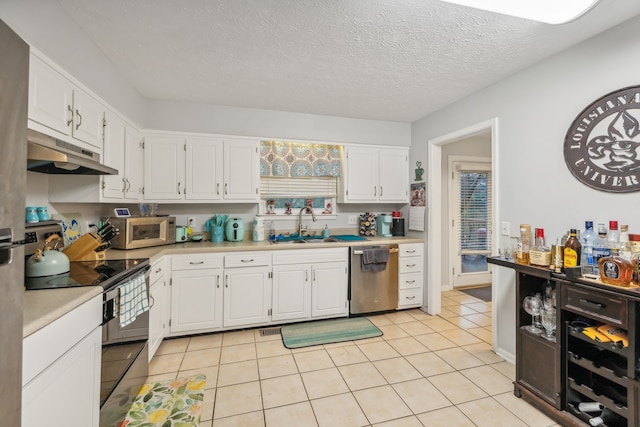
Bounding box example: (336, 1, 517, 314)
(298, 206, 317, 236)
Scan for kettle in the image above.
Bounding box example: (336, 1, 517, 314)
(25, 235, 70, 277)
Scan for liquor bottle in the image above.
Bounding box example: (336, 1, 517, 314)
(599, 248, 633, 286)
(577, 402, 605, 412)
(588, 408, 626, 426)
(607, 220, 620, 247)
(618, 225, 632, 260)
(564, 229, 581, 269)
(517, 224, 531, 265)
(581, 221, 598, 266)
(592, 223, 610, 276)
(530, 228, 551, 267)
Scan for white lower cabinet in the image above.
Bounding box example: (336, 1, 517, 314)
(170, 254, 223, 335)
(223, 252, 271, 328)
(149, 258, 169, 360)
(22, 294, 102, 427)
(398, 243, 424, 309)
(272, 248, 348, 322)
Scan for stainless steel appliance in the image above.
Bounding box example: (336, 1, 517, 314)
(349, 245, 399, 314)
(0, 19, 28, 426)
(22, 222, 151, 427)
(104, 216, 176, 249)
(27, 129, 117, 175)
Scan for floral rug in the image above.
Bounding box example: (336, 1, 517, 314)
(120, 374, 206, 427)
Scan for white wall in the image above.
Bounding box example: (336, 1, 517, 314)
(410, 15, 640, 360)
(0, 1, 146, 125)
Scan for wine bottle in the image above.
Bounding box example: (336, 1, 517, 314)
(588, 408, 626, 426)
(578, 402, 605, 412)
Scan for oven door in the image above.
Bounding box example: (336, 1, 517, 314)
(99, 268, 150, 426)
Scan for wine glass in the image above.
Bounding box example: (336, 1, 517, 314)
(541, 306, 557, 341)
(522, 293, 543, 334)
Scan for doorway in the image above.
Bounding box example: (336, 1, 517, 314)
(449, 158, 492, 288)
(425, 118, 498, 321)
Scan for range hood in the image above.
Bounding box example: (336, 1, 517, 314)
(26, 129, 118, 175)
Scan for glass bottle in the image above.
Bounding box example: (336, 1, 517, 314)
(517, 224, 531, 265)
(618, 224, 632, 260)
(592, 223, 610, 276)
(599, 248, 633, 286)
(564, 229, 581, 269)
(581, 221, 597, 266)
(530, 228, 551, 267)
(607, 220, 620, 247)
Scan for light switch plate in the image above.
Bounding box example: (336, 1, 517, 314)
(501, 221, 510, 236)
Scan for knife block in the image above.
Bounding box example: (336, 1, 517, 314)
(63, 233, 101, 261)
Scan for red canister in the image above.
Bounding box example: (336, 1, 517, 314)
(392, 211, 401, 218)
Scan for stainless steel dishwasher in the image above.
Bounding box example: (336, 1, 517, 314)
(350, 245, 399, 314)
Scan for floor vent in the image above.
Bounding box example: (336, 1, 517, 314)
(259, 327, 281, 336)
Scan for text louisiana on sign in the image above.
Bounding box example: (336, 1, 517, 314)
(564, 86, 640, 193)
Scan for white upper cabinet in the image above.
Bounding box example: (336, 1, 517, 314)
(143, 133, 258, 203)
(102, 111, 142, 201)
(28, 53, 104, 152)
(339, 146, 409, 203)
(223, 139, 259, 201)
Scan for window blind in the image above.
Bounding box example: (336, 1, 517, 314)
(260, 176, 337, 198)
(455, 163, 492, 255)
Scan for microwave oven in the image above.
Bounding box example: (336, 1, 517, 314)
(103, 216, 176, 250)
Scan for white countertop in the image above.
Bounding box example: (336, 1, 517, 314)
(24, 235, 423, 338)
(23, 286, 102, 338)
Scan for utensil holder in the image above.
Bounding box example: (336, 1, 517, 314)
(212, 226, 224, 242)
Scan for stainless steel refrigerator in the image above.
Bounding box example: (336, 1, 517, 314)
(0, 18, 29, 425)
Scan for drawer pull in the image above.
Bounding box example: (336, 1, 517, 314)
(406, 263, 416, 267)
(240, 259, 254, 263)
(578, 298, 604, 310)
(406, 296, 416, 300)
(154, 267, 162, 273)
(405, 280, 416, 284)
(189, 261, 205, 265)
(406, 250, 416, 253)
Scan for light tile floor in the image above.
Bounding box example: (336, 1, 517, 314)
(147, 289, 561, 427)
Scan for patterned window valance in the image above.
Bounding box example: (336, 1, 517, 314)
(260, 141, 342, 177)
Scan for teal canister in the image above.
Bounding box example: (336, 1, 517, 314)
(26, 207, 39, 223)
(37, 206, 50, 221)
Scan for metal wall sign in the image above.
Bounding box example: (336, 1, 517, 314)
(564, 85, 640, 193)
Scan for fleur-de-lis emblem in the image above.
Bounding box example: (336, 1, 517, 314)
(587, 110, 640, 172)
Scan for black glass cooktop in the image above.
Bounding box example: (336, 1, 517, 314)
(25, 258, 149, 291)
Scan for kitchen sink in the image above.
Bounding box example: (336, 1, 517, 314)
(269, 236, 337, 244)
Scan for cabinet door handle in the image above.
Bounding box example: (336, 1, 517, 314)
(66, 105, 73, 126)
(75, 109, 82, 130)
(225, 274, 229, 288)
(373, 186, 377, 196)
(305, 270, 308, 282)
(125, 178, 131, 192)
(380, 186, 383, 197)
(149, 295, 155, 308)
(217, 183, 220, 195)
(578, 298, 603, 310)
(313, 270, 316, 281)
(122, 177, 126, 192)
(189, 261, 204, 265)
(216, 275, 220, 288)
(177, 182, 181, 195)
(154, 267, 162, 273)
(225, 183, 228, 195)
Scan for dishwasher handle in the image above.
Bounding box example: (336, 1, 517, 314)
(352, 247, 399, 255)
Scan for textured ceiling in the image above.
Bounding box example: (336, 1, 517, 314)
(57, 0, 640, 123)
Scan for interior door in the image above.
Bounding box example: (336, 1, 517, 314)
(451, 161, 492, 287)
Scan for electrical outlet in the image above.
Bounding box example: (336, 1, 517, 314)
(348, 215, 357, 225)
(501, 221, 510, 236)
(187, 216, 197, 229)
